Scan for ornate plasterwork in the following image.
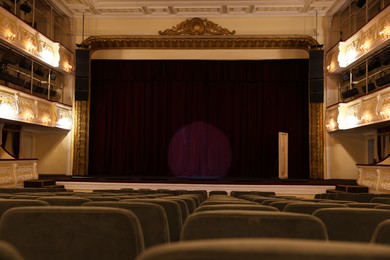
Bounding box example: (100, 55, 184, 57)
(326, 87, 390, 132)
(309, 103, 324, 179)
(357, 165, 390, 192)
(159, 18, 235, 36)
(82, 35, 318, 52)
(0, 160, 37, 185)
(72, 101, 89, 176)
(0, 85, 72, 130)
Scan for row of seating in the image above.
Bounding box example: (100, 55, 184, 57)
(0, 188, 389, 259)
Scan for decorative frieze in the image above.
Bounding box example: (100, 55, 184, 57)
(326, 87, 390, 132)
(0, 85, 72, 130)
(0, 160, 37, 185)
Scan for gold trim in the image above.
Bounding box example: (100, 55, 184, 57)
(309, 103, 324, 179)
(82, 35, 318, 52)
(159, 18, 236, 36)
(72, 100, 89, 175)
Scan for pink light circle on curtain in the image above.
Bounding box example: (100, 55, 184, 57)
(168, 121, 232, 178)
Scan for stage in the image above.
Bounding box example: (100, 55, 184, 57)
(50, 176, 358, 197)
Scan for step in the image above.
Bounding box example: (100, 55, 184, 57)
(23, 179, 56, 188)
(335, 185, 369, 193)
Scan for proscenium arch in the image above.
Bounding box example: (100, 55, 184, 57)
(72, 33, 324, 179)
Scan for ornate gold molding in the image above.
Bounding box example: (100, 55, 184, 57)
(309, 103, 324, 179)
(82, 35, 318, 52)
(159, 18, 235, 36)
(72, 101, 89, 175)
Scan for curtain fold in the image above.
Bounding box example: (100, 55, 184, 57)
(89, 60, 309, 179)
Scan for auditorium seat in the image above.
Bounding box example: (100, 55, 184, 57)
(0, 194, 14, 199)
(0, 206, 144, 260)
(371, 219, 390, 244)
(122, 198, 183, 241)
(137, 238, 390, 260)
(335, 193, 358, 201)
(160, 198, 189, 222)
(356, 193, 377, 203)
(36, 196, 92, 206)
(80, 196, 121, 201)
(176, 194, 202, 207)
(284, 202, 348, 214)
(268, 200, 303, 211)
(183, 190, 207, 203)
(209, 190, 228, 196)
(194, 204, 278, 213)
(0, 240, 24, 260)
(180, 210, 328, 241)
(261, 198, 287, 206)
(346, 203, 387, 208)
(169, 195, 197, 213)
(313, 208, 390, 242)
(0, 199, 49, 218)
(83, 201, 170, 248)
(375, 205, 390, 210)
(371, 197, 390, 204)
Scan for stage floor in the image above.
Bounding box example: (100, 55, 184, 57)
(50, 175, 357, 197)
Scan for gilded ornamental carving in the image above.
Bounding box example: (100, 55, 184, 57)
(159, 18, 235, 36)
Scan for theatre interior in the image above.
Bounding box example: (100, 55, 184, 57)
(1, 0, 390, 259)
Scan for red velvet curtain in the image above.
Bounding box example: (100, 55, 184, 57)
(89, 60, 309, 180)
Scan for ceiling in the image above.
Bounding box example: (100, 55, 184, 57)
(51, 0, 349, 18)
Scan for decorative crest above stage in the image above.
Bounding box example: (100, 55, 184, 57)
(158, 18, 236, 36)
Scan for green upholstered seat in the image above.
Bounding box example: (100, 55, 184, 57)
(181, 210, 328, 241)
(284, 202, 348, 214)
(122, 198, 183, 241)
(194, 204, 278, 213)
(37, 196, 92, 206)
(313, 208, 390, 242)
(0, 206, 144, 260)
(137, 238, 390, 260)
(83, 201, 170, 248)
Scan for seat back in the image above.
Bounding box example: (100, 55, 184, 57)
(37, 196, 92, 206)
(122, 198, 183, 241)
(181, 210, 327, 241)
(0, 240, 24, 260)
(284, 202, 348, 214)
(83, 201, 170, 247)
(313, 208, 390, 242)
(372, 219, 390, 244)
(0, 206, 144, 260)
(137, 238, 390, 260)
(194, 204, 278, 213)
(0, 199, 49, 218)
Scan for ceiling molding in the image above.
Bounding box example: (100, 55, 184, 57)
(48, 0, 347, 18)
